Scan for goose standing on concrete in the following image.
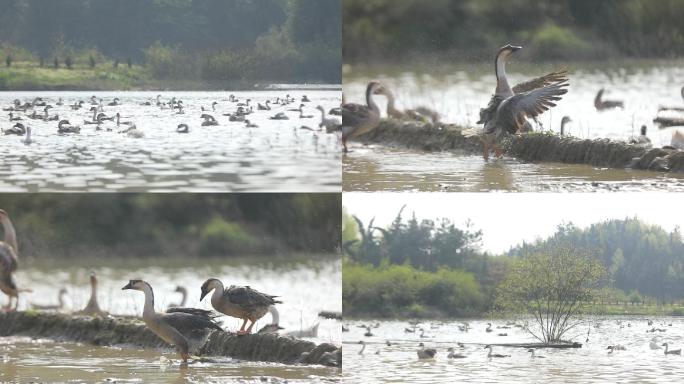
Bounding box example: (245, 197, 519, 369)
(257, 305, 283, 334)
(341, 80, 384, 152)
(200, 278, 281, 335)
(1, 209, 27, 311)
(477, 44, 568, 160)
(123, 279, 223, 362)
(595, 89, 624, 110)
(77, 272, 106, 316)
(629, 125, 652, 147)
(417, 343, 437, 359)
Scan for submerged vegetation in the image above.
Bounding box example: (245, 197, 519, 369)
(343, 208, 684, 319)
(343, 0, 684, 64)
(0, 194, 341, 259)
(0, 0, 340, 89)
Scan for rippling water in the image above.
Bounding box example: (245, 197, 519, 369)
(342, 317, 684, 383)
(0, 91, 342, 192)
(2, 257, 341, 383)
(343, 61, 684, 192)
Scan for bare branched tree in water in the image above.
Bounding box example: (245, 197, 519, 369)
(496, 244, 605, 343)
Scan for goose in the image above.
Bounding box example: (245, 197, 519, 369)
(477, 44, 568, 159)
(31, 288, 67, 310)
(288, 104, 305, 112)
(528, 348, 545, 358)
(417, 343, 436, 359)
(58, 119, 81, 134)
(244, 120, 258, 128)
(22, 127, 33, 145)
(447, 347, 466, 359)
(649, 337, 662, 350)
(662, 343, 682, 355)
(284, 322, 319, 338)
(595, 89, 624, 110)
(376, 85, 439, 123)
(1, 209, 29, 311)
(484, 345, 510, 358)
(200, 278, 281, 335)
(177, 123, 189, 133)
(76, 272, 107, 316)
(8, 113, 21, 121)
(89, 95, 98, 105)
(419, 328, 429, 338)
(70, 101, 85, 110)
(301, 95, 311, 103)
(316, 106, 341, 132)
(257, 101, 271, 111)
(358, 341, 366, 355)
(342, 325, 349, 332)
(115, 113, 133, 127)
(236, 99, 251, 107)
(404, 327, 416, 333)
(123, 280, 222, 362)
(329, 107, 342, 116)
(32, 97, 46, 107)
(167, 286, 188, 309)
(229, 114, 246, 122)
(341, 80, 384, 152)
(201, 114, 219, 126)
(486, 323, 493, 332)
(299, 109, 314, 119)
(3, 123, 26, 135)
(363, 326, 374, 337)
(107, 98, 120, 106)
(123, 123, 144, 138)
(56, 98, 63, 106)
(629, 125, 652, 147)
(606, 345, 626, 354)
(84, 107, 100, 124)
(201, 101, 218, 112)
(670, 130, 684, 150)
(560, 116, 572, 136)
(256, 305, 283, 334)
(269, 112, 289, 120)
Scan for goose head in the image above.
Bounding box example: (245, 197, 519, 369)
(122, 279, 148, 291)
(497, 44, 522, 61)
(200, 278, 222, 300)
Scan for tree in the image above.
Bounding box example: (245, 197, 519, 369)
(65, 56, 73, 69)
(496, 244, 606, 343)
(88, 54, 95, 68)
(5, 55, 11, 67)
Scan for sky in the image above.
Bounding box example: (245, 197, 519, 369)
(343, 193, 684, 254)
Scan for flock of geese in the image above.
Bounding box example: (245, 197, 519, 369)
(1, 92, 342, 144)
(341, 44, 684, 158)
(0, 209, 322, 363)
(350, 319, 683, 361)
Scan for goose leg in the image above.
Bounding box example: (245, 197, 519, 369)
(342, 138, 348, 153)
(483, 142, 490, 161)
(494, 145, 503, 159)
(245, 318, 257, 334)
(237, 318, 249, 335)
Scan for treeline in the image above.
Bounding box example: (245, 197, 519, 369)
(0, 0, 341, 83)
(0, 194, 341, 259)
(343, 0, 684, 63)
(343, 208, 684, 318)
(508, 219, 684, 302)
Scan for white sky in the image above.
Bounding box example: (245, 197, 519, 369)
(343, 193, 684, 254)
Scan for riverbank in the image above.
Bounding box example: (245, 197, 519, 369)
(0, 311, 341, 367)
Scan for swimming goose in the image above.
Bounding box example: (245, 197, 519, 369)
(177, 123, 189, 133)
(123, 123, 144, 138)
(363, 326, 373, 337)
(288, 104, 305, 112)
(484, 345, 510, 358)
(31, 287, 67, 310)
(123, 280, 222, 362)
(606, 345, 626, 354)
(107, 98, 120, 106)
(256, 305, 283, 334)
(447, 347, 466, 359)
(8, 113, 21, 121)
(316, 105, 341, 132)
(200, 278, 281, 335)
(269, 112, 289, 120)
(595, 89, 624, 110)
(201, 114, 219, 126)
(485, 323, 493, 332)
(358, 341, 366, 355)
(3, 123, 26, 135)
(244, 119, 258, 128)
(56, 98, 63, 106)
(662, 343, 682, 355)
(649, 337, 662, 350)
(70, 101, 85, 110)
(302, 95, 311, 103)
(417, 343, 436, 359)
(629, 125, 652, 147)
(58, 120, 81, 134)
(84, 107, 100, 124)
(1, 209, 26, 311)
(257, 101, 271, 111)
(341, 80, 384, 152)
(478, 44, 568, 159)
(77, 272, 106, 316)
(167, 286, 188, 309)
(299, 109, 314, 119)
(528, 348, 545, 358)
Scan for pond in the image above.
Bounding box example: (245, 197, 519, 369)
(1, 257, 341, 383)
(343, 60, 684, 192)
(342, 317, 684, 383)
(0, 90, 342, 192)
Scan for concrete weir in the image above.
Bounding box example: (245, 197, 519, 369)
(0, 311, 341, 367)
(356, 119, 684, 173)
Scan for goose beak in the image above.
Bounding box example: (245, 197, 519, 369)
(122, 282, 133, 290)
(200, 289, 209, 301)
(510, 45, 522, 52)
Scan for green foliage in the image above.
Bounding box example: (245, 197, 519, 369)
(200, 217, 256, 255)
(343, 261, 485, 318)
(5, 55, 10, 67)
(496, 244, 606, 342)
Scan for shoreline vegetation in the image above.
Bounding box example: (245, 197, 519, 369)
(342, 208, 684, 319)
(0, 0, 340, 91)
(343, 0, 684, 65)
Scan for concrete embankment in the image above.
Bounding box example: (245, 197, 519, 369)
(0, 311, 341, 367)
(357, 119, 684, 173)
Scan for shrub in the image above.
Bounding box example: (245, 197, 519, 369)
(65, 56, 73, 69)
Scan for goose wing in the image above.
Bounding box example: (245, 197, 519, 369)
(342, 103, 371, 128)
(0, 243, 17, 274)
(512, 70, 568, 94)
(497, 81, 569, 134)
(162, 310, 223, 337)
(224, 285, 281, 312)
